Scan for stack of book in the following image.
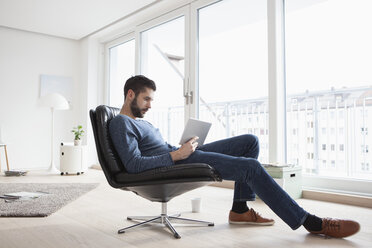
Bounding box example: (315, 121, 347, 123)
(4, 170, 28, 176)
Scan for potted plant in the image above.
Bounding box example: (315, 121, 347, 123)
(71, 125, 84, 146)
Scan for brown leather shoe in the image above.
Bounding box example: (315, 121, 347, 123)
(229, 208, 275, 225)
(306, 218, 360, 238)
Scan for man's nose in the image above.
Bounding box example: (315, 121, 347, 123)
(147, 102, 151, 109)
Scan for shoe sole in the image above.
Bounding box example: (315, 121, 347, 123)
(229, 220, 275, 226)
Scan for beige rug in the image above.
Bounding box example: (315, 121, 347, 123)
(0, 183, 98, 217)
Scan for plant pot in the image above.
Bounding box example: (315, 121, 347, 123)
(74, 140, 82, 146)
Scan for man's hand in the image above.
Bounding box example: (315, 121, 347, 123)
(170, 136, 199, 162)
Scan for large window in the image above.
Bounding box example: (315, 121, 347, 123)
(108, 39, 135, 107)
(103, 0, 372, 195)
(285, 0, 372, 180)
(197, 0, 268, 162)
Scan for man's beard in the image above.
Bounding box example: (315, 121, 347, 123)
(130, 97, 148, 118)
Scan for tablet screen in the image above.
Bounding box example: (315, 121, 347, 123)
(179, 118, 212, 146)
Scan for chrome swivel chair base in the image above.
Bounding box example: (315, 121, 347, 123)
(118, 202, 214, 239)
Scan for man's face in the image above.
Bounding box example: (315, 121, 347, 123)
(130, 88, 154, 118)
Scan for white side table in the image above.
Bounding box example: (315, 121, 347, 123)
(60, 142, 87, 175)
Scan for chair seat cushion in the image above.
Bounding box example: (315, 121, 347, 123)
(114, 163, 221, 185)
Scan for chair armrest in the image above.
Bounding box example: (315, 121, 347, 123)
(114, 163, 221, 185)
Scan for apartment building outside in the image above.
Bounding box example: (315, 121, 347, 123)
(147, 86, 372, 181)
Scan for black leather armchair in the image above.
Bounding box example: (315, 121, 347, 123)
(90, 105, 221, 239)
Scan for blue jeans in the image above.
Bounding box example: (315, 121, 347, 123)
(176, 134, 308, 230)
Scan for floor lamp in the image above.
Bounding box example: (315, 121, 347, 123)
(41, 93, 69, 173)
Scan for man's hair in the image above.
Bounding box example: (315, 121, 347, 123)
(124, 75, 156, 99)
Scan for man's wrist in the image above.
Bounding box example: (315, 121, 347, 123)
(170, 150, 180, 162)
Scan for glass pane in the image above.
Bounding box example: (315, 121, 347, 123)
(198, 0, 268, 162)
(285, 0, 372, 180)
(108, 39, 135, 108)
(140, 16, 185, 145)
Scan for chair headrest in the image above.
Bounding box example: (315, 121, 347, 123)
(90, 105, 126, 178)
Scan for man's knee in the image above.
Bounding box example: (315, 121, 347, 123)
(250, 159, 263, 171)
(246, 134, 259, 144)
(240, 133, 258, 143)
(242, 134, 260, 152)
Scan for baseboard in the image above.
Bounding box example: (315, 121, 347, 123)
(210, 181, 372, 208)
(210, 180, 234, 189)
(90, 164, 102, 170)
(302, 189, 372, 208)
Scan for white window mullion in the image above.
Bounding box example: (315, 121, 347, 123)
(189, 2, 200, 120)
(135, 30, 141, 75)
(267, 0, 286, 164)
(184, 4, 193, 123)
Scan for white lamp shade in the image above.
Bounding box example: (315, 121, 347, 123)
(41, 93, 69, 110)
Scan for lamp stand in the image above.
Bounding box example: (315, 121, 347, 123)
(48, 107, 59, 173)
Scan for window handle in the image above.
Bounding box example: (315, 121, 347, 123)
(183, 78, 191, 105)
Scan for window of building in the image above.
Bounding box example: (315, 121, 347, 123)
(330, 111, 335, 119)
(361, 145, 369, 153)
(338, 160, 345, 169)
(340, 144, 344, 152)
(338, 110, 344, 119)
(331, 128, 335, 135)
(307, 152, 314, 159)
(339, 127, 344, 135)
(321, 111, 327, 120)
(361, 127, 368, 135)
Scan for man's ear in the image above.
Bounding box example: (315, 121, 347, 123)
(127, 89, 135, 100)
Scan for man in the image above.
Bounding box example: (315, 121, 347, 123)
(109, 75, 360, 238)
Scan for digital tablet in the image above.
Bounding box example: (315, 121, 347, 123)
(179, 118, 212, 147)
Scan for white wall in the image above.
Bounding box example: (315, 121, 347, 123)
(79, 37, 102, 170)
(0, 27, 84, 170)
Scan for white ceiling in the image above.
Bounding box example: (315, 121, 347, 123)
(0, 0, 157, 40)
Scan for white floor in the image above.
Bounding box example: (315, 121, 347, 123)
(0, 169, 371, 248)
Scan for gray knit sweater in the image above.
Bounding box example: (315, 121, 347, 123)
(109, 114, 178, 173)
